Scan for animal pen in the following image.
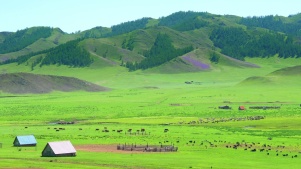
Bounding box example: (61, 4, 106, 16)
(117, 144, 178, 152)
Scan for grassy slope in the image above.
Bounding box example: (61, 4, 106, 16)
(238, 56, 301, 86)
(0, 72, 108, 94)
(0, 28, 80, 61)
(0, 65, 300, 168)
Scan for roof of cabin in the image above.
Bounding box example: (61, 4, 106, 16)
(15, 135, 37, 145)
(47, 140, 76, 154)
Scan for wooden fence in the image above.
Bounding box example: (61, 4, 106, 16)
(117, 144, 178, 152)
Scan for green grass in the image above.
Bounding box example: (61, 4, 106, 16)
(0, 57, 301, 168)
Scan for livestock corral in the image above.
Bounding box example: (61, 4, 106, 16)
(117, 144, 178, 152)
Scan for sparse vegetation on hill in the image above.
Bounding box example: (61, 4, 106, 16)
(81, 26, 111, 38)
(0, 73, 108, 94)
(269, 65, 301, 76)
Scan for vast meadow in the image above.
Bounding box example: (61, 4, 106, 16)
(0, 58, 301, 169)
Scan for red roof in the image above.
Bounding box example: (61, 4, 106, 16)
(239, 106, 245, 110)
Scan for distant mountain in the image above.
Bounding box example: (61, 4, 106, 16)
(1, 11, 301, 72)
(0, 73, 108, 94)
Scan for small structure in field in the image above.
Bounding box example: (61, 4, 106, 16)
(249, 106, 280, 110)
(238, 106, 246, 110)
(218, 105, 231, 109)
(42, 140, 76, 157)
(117, 144, 178, 152)
(13, 135, 37, 147)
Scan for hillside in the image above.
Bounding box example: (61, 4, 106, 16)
(238, 63, 301, 86)
(0, 27, 80, 62)
(0, 73, 108, 94)
(269, 65, 301, 76)
(0, 11, 301, 73)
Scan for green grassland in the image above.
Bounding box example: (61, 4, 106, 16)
(0, 56, 301, 169)
(1, 12, 301, 167)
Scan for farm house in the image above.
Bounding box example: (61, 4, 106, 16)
(13, 135, 37, 147)
(42, 140, 76, 157)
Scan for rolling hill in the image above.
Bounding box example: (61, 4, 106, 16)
(0, 11, 301, 90)
(269, 65, 301, 76)
(0, 73, 108, 94)
(238, 63, 301, 86)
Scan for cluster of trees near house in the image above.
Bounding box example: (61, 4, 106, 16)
(124, 33, 193, 71)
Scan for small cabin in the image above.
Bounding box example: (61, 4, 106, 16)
(13, 135, 37, 147)
(238, 106, 245, 110)
(42, 140, 76, 157)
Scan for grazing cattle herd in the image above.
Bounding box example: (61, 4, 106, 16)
(6, 103, 299, 162)
(198, 115, 265, 124)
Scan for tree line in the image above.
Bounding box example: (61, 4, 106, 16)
(41, 39, 93, 67)
(240, 15, 301, 36)
(158, 11, 210, 31)
(210, 27, 301, 60)
(125, 33, 193, 71)
(0, 27, 53, 54)
(1, 39, 93, 68)
(107, 17, 151, 37)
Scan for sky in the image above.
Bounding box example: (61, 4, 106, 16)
(1, 0, 301, 33)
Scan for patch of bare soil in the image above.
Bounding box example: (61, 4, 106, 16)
(75, 144, 144, 154)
